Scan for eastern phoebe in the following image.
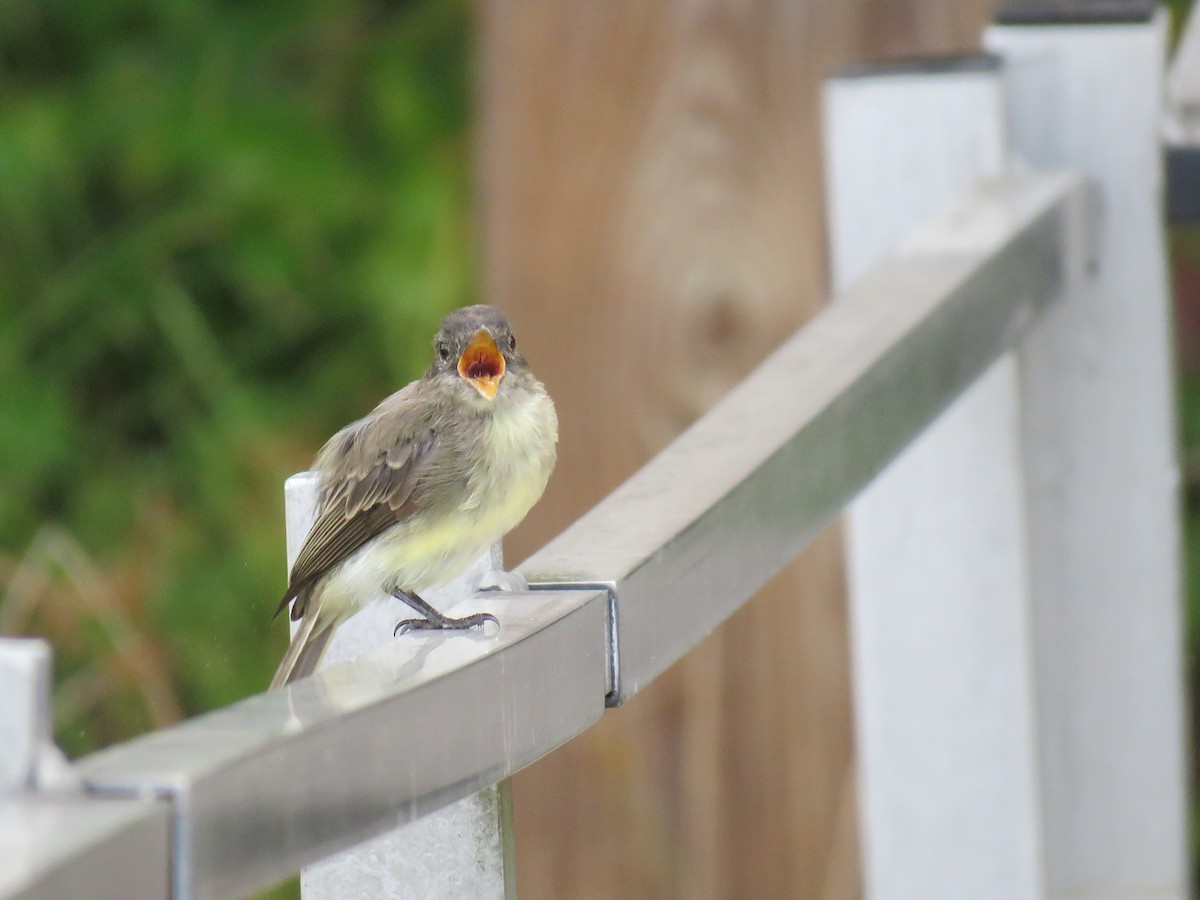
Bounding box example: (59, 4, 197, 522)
(271, 305, 558, 688)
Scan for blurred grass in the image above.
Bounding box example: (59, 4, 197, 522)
(0, 4, 473, 895)
(0, 0, 473, 756)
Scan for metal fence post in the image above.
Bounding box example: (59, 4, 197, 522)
(823, 59, 1050, 899)
(0, 639, 171, 899)
(0, 640, 54, 794)
(0, 637, 80, 797)
(988, 6, 1190, 897)
(284, 473, 515, 900)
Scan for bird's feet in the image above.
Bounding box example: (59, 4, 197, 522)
(393, 611, 499, 636)
(390, 587, 499, 637)
(477, 568, 528, 592)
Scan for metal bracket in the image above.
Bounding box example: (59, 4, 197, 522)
(524, 580, 621, 706)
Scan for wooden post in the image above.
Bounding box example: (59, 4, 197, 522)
(478, 2, 993, 895)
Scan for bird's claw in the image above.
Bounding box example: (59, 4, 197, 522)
(393, 611, 500, 637)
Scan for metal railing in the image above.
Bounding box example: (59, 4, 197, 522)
(1, 5, 1188, 900)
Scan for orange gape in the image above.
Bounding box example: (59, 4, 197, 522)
(457, 330, 505, 400)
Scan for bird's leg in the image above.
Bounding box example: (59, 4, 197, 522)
(390, 587, 499, 636)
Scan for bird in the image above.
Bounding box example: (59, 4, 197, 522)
(270, 305, 558, 688)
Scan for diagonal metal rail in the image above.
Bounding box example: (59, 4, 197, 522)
(522, 170, 1086, 702)
(5, 169, 1085, 900)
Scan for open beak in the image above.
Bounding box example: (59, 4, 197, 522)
(457, 329, 506, 401)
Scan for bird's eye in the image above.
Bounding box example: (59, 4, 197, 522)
(507, 334, 517, 351)
(437, 341, 451, 361)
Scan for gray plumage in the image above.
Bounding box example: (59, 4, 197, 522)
(271, 305, 558, 688)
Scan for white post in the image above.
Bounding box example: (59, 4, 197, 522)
(988, 9, 1190, 898)
(284, 473, 515, 900)
(0, 640, 52, 793)
(823, 60, 1046, 898)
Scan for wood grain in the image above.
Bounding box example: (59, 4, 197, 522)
(477, 2, 992, 896)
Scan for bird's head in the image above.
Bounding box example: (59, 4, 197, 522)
(427, 305, 530, 406)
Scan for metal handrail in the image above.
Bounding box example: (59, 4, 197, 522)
(2, 170, 1084, 900)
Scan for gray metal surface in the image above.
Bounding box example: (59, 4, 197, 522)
(300, 782, 515, 900)
(520, 171, 1085, 702)
(0, 795, 171, 899)
(78, 584, 607, 899)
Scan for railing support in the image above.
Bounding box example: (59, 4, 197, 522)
(0, 639, 170, 898)
(824, 56, 1050, 900)
(284, 474, 515, 900)
(825, 7, 1188, 899)
(0, 640, 54, 794)
(989, 7, 1189, 897)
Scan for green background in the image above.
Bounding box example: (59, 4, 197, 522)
(1, 0, 472, 747)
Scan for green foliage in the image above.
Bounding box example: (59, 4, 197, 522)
(0, 0, 473, 755)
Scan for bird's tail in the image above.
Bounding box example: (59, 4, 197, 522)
(270, 595, 337, 689)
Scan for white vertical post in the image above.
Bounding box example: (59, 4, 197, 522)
(988, 9, 1190, 898)
(284, 473, 515, 900)
(0, 639, 52, 793)
(824, 61, 1045, 899)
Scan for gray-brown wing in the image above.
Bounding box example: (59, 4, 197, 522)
(278, 424, 438, 620)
